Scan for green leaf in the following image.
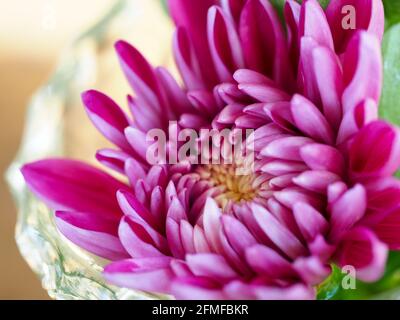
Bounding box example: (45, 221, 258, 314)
(384, 0, 400, 29)
(380, 23, 400, 127)
(317, 265, 345, 300)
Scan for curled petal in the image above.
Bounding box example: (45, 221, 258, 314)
(336, 227, 388, 282)
(96, 149, 130, 174)
(207, 6, 244, 82)
(82, 90, 131, 152)
(104, 257, 173, 293)
(55, 211, 128, 261)
(21, 159, 126, 216)
(300, 143, 344, 176)
(168, 0, 218, 86)
(291, 94, 335, 145)
(293, 202, 329, 241)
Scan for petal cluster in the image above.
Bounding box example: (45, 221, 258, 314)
(21, 0, 400, 300)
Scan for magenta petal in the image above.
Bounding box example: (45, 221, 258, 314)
(21, 159, 127, 216)
(96, 148, 130, 174)
(337, 99, 378, 145)
(293, 256, 330, 286)
(118, 216, 168, 258)
(342, 31, 382, 113)
(373, 208, 400, 250)
(329, 184, 367, 242)
(336, 227, 388, 282)
(284, 0, 301, 73)
(168, 0, 218, 87)
(82, 90, 131, 152)
(166, 217, 185, 259)
(300, 143, 344, 176)
(299, 0, 334, 49)
(104, 257, 173, 293)
(55, 211, 128, 261)
(252, 204, 307, 259)
(349, 121, 400, 178)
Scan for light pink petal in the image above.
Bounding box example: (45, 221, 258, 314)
(124, 127, 151, 161)
(116, 190, 160, 230)
(186, 253, 238, 281)
(203, 198, 223, 253)
(337, 99, 378, 145)
(166, 217, 185, 259)
(21, 159, 126, 216)
(312, 46, 343, 130)
(118, 216, 169, 258)
(245, 245, 297, 279)
(252, 204, 307, 259)
(239, 0, 292, 88)
(82, 90, 131, 152)
(55, 211, 128, 261)
(291, 94, 334, 144)
(261, 136, 313, 161)
(221, 215, 257, 257)
(342, 31, 382, 113)
(300, 143, 344, 175)
(336, 227, 388, 282)
(104, 257, 173, 293)
(329, 184, 367, 242)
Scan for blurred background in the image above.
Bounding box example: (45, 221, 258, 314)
(0, 0, 124, 299)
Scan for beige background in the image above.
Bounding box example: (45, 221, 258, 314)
(0, 0, 118, 299)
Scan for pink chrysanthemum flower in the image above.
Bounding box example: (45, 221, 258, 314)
(21, 0, 400, 299)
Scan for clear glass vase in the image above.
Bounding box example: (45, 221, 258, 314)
(6, 0, 173, 300)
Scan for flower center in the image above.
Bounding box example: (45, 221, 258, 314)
(196, 163, 262, 209)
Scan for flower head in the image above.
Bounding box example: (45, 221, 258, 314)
(22, 0, 400, 300)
